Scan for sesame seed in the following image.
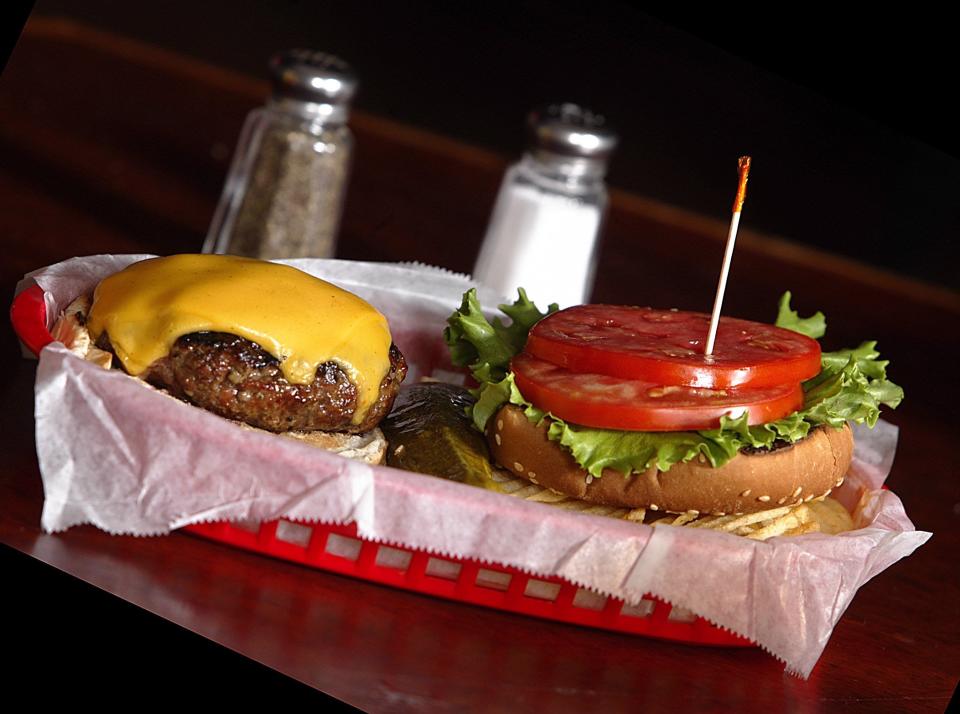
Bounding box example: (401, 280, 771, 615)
(758, 495, 771, 502)
(586, 475, 594, 485)
(497, 419, 504, 431)
(792, 486, 802, 498)
(393, 445, 405, 456)
(715, 512, 725, 516)
(528, 471, 536, 479)
(740, 489, 751, 497)
(698, 454, 707, 464)
(804, 494, 814, 502)
(513, 462, 524, 473)
(824, 488, 832, 496)
(777, 496, 788, 505)
(649, 503, 659, 511)
(494, 434, 501, 446)
(835, 477, 845, 487)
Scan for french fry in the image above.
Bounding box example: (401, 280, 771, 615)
(489, 464, 854, 540)
(807, 497, 855, 534)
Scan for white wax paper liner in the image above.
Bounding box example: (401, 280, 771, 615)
(20, 255, 931, 678)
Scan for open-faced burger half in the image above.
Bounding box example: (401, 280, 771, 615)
(52, 254, 407, 462)
(444, 288, 902, 525)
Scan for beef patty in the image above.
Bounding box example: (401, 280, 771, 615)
(99, 331, 407, 433)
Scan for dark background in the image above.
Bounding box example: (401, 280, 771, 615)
(25, 0, 960, 291)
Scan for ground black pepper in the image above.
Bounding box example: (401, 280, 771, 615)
(225, 115, 351, 259)
(203, 49, 357, 259)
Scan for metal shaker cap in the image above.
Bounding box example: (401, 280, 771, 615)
(527, 103, 617, 160)
(269, 49, 358, 105)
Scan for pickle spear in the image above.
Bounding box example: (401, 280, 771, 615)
(381, 382, 648, 522)
(380, 382, 506, 492)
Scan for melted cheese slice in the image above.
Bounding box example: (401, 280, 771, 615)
(87, 254, 392, 424)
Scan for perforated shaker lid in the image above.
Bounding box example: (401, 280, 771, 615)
(269, 49, 358, 105)
(527, 103, 618, 160)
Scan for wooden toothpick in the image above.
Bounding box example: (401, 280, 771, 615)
(705, 156, 751, 357)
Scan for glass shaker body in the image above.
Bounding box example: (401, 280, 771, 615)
(473, 151, 609, 308)
(204, 99, 353, 260)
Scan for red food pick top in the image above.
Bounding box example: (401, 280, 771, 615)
(524, 304, 821, 389)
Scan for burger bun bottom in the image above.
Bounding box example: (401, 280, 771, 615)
(240, 422, 387, 465)
(486, 404, 853, 516)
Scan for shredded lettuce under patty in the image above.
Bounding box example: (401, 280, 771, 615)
(444, 289, 903, 477)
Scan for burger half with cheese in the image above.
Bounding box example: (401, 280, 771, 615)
(444, 288, 902, 533)
(52, 254, 407, 463)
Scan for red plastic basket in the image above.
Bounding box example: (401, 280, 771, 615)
(12, 283, 752, 647)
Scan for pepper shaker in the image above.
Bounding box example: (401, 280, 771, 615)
(472, 103, 617, 307)
(203, 49, 357, 259)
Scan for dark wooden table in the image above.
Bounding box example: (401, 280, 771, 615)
(2, 18, 958, 711)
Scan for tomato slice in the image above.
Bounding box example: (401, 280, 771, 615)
(511, 352, 804, 432)
(525, 304, 821, 389)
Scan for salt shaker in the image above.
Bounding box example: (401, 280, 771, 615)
(472, 103, 617, 307)
(203, 49, 357, 259)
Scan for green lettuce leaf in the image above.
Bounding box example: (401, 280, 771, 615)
(800, 342, 903, 428)
(444, 288, 556, 384)
(775, 290, 826, 339)
(447, 289, 902, 477)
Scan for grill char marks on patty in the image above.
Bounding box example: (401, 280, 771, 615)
(98, 331, 407, 433)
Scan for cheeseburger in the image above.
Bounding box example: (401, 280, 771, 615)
(52, 254, 407, 461)
(444, 288, 902, 531)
